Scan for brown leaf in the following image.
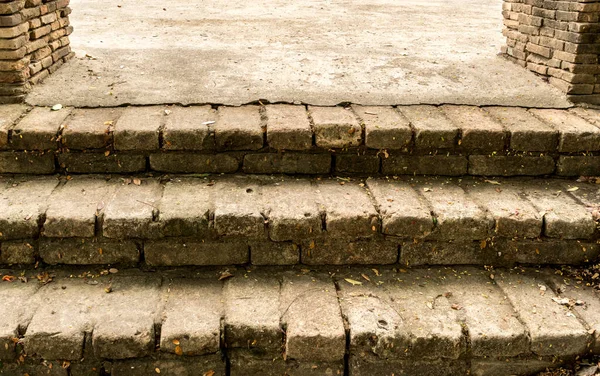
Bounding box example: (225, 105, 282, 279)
(133, 178, 141, 186)
(175, 345, 183, 356)
(219, 271, 233, 281)
(203, 371, 215, 376)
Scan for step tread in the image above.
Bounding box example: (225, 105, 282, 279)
(1, 104, 600, 177)
(0, 266, 595, 375)
(0, 175, 598, 267)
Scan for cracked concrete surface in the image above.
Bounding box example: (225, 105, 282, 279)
(26, 0, 571, 108)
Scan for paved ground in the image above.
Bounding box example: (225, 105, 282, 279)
(25, 0, 571, 108)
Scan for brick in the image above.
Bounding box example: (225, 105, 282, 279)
(229, 351, 342, 376)
(10, 106, 69, 150)
(350, 357, 468, 376)
(354, 105, 412, 150)
(0, 103, 28, 148)
(0, 178, 58, 240)
(39, 238, 139, 265)
(91, 276, 161, 359)
(471, 359, 557, 376)
(485, 107, 558, 151)
(62, 108, 122, 149)
(0, 151, 54, 173)
(335, 153, 380, 174)
(520, 180, 595, 239)
(495, 271, 590, 356)
(399, 105, 458, 149)
(0, 33, 28, 50)
(301, 238, 398, 265)
(160, 278, 221, 356)
(102, 179, 162, 239)
(468, 155, 556, 176)
(0, 240, 35, 264)
(44, 178, 117, 237)
(544, 273, 600, 353)
(0, 22, 28, 38)
(114, 106, 162, 151)
(281, 273, 345, 362)
(108, 357, 225, 376)
(261, 178, 321, 241)
(441, 105, 506, 151)
(250, 241, 299, 265)
(0, 280, 39, 360)
(224, 273, 282, 354)
(150, 152, 239, 173)
(464, 180, 542, 238)
(418, 180, 493, 240)
(213, 177, 265, 238)
(381, 155, 468, 176)
(445, 268, 529, 357)
(145, 240, 249, 266)
(157, 178, 211, 237)
(400, 241, 495, 266)
(316, 179, 379, 239)
(310, 106, 361, 148)
(530, 109, 600, 152)
(243, 152, 330, 174)
(366, 178, 433, 238)
(265, 104, 312, 150)
(162, 105, 215, 151)
(214, 106, 263, 151)
(59, 153, 146, 174)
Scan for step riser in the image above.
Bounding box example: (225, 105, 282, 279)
(1, 176, 598, 267)
(0, 267, 594, 376)
(1, 104, 600, 176)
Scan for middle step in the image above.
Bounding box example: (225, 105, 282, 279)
(0, 174, 598, 267)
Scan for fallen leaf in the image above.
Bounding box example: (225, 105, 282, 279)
(203, 371, 216, 376)
(344, 278, 362, 286)
(109, 268, 118, 274)
(219, 271, 233, 281)
(172, 339, 180, 345)
(175, 345, 183, 356)
(426, 302, 433, 309)
(133, 178, 141, 186)
(451, 304, 462, 310)
(361, 273, 371, 282)
(484, 180, 501, 185)
(155, 368, 161, 373)
(567, 187, 579, 192)
(202, 121, 215, 125)
(423, 187, 432, 192)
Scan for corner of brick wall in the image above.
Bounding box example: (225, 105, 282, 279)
(0, 0, 73, 104)
(502, 0, 600, 104)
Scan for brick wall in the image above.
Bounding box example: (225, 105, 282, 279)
(0, 0, 72, 104)
(502, 0, 600, 103)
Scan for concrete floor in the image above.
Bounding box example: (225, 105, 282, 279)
(26, 0, 571, 108)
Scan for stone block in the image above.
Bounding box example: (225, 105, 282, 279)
(399, 105, 458, 149)
(215, 106, 263, 151)
(310, 106, 361, 148)
(266, 104, 312, 150)
(381, 155, 468, 176)
(243, 152, 330, 174)
(354, 105, 412, 150)
(150, 152, 239, 173)
(162, 105, 215, 151)
(114, 106, 162, 151)
(468, 155, 556, 176)
(144, 240, 249, 266)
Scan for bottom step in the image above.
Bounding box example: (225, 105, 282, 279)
(0, 266, 597, 376)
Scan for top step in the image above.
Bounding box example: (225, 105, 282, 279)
(1, 104, 600, 177)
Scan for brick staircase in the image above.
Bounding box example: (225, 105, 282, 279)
(0, 103, 599, 375)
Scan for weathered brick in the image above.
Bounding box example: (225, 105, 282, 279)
(381, 155, 468, 176)
(109, 357, 225, 376)
(0, 280, 39, 360)
(265, 104, 312, 150)
(399, 105, 458, 149)
(441, 105, 506, 151)
(354, 105, 412, 150)
(335, 153, 380, 174)
(242, 152, 330, 174)
(224, 274, 282, 355)
(530, 108, 600, 152)
(485, 107, 558, 151)
(160, 278, 221, 356)
(316, 179, 379, 239)
(301, 238, 398, 265)
(310, 106, 361, 148)
(44, 177, 116, 237)
(495, 271, 590, 356)
(39, 238, 139, 265)
(281, 273, 345, 362)
(62, 108, 122, 149)
(0, 240, 35, 264)
(366, 178, 433, 238)
(59, 153, 146, 174)
(0, 151, 54, 173)
(157, 178, 211, 238)
(468, 155, 556, 176)
(114, 106, 162, 151)
(418, 180, 493, 240)
(102, 179, 162, 239)
(9, 106, 69, 150)
(215, 106, 263, 151)
(250, 241, 299, 265)
(0, 103, 28, 148)
(261, 178, 321, 241)
(162, 105, 215, 151)
(150, 152, 239, 173)
(0, 178, 58, 240)
(213, 177, 265, 239)
(145, 240, 249, 266)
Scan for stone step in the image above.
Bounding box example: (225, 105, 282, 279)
(1, 104, 600, 177)
(0, 266, 597, 376)
(0, 174, 598, 268)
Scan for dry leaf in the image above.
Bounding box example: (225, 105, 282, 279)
(361, 274, 371, 282)
(172, 339, 180, 346)
(567, 187, 579, 192)
(344, 278, 362, 286)
(484, 180, 501, 185)
(175, 345, 183, 356)
(219, 271, 234, 281)
(204, 371, 216, 376)
(133, 178, 141, 186)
